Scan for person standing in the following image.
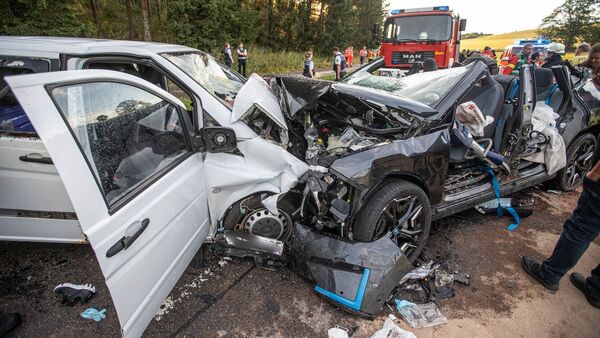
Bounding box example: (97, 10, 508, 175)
(522, 145, 600, 309)
(359, 46, 367, 65)
(581, 43, 600, 70)
(237, 43, 248, 77)
(571, 43, 591, 66)
(367, 48, 375, 62)
(481, 46, 495, 59)
(303, 51, 315, 78)
(542, 42, 565, 69)
(223, 42, 233, 68)
(332, 47, 347, 81)
(502, 43, 533, 75)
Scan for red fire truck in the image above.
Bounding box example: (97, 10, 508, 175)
(377, 6, 467, 77)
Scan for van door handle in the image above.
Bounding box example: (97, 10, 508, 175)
(19, 154, 53, 164)
(106, 218, 150, 258)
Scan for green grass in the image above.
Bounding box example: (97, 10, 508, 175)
(220, 47, 332, 76)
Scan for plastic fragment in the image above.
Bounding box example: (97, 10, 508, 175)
(434, 270, 454, 287)
(370, 318, 417, 338)
(398, 260, 437, 285)
(80, 308, 107, 322)
(396, 302, 447, 329)
(328, 327, 349, 338)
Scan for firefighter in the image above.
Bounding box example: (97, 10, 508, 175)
(359, 46, 367, 65)
(332, 47, 347, 81)
(367, 48, 375, 62)
(481, 46, 494, 59)
(542, 42, 566, 69)
(502, 43, 533, 75)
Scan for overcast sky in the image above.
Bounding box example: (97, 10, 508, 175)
(386, 0, 564, 34)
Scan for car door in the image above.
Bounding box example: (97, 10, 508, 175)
(500, 64, 537, 169)
(6, 69, 210, 338)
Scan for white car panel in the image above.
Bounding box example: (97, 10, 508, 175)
(6, 70, 211, 338)
(231, 74, 288, 129)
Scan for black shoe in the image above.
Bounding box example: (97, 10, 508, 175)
(521, 256, 559, 291)
(53, 283, 96, 306)
(570, 273, 600, 309)
(0, 312, 22, 337)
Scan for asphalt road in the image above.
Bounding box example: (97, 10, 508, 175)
(1, 185, 599, 337)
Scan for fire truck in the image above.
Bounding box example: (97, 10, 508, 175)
(376, 6, 466, 77)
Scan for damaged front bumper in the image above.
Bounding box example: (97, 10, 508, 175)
(289, 223, 413, 317)
(216, 223, 413, 317)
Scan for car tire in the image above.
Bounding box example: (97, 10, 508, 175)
(353, 180, 431, 262)
(554, 133, 597, 191)
(222, 194, 296, 241)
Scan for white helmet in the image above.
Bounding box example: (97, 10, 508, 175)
(547, 42, 566, 55)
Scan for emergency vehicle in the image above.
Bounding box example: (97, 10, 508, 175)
(377, 5, 466, 77)
(499, 38, 552, 73)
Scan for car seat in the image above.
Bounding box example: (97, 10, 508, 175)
(534, 68, 555, 102)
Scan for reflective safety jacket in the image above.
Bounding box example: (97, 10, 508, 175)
(502, 53, 529, 76)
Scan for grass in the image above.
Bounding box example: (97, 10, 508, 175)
(221, 47, 332, 76)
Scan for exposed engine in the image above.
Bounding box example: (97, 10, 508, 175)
(270, 76, 428, 238)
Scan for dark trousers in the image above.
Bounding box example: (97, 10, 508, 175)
(238, 59, 247, 77)
(542, 177, 600, 300)
(360, 56, 365, 65)
(225, 59, 232, 68)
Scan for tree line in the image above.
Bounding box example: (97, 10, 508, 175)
(0, 0, 386, 54)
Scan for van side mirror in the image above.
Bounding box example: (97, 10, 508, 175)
(194, 126, 238, 153)
(459, 19, 467, 32)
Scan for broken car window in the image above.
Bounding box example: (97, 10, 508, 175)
(50, 82, 189, 206)
(344, 63, 473, 107)
(162, 52, 244, 109)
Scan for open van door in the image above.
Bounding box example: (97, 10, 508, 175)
(6, 70, 211, 337)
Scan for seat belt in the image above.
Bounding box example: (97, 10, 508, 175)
(545, 83, 558, 105)
(482, 166, 521, 231)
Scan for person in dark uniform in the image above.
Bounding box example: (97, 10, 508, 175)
(522, 142, 600, 309)
(223, 42, 233, 68)
(303, 51, 315, 78)
(237, 43, 248, 77)
(332, 47, 346, 81)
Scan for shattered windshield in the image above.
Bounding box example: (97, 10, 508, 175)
(162, 52, 244, 108)
(344, 63, 473, 107)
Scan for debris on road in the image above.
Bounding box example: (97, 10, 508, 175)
(370, 317, 417, 338)
(328, 326, 349, 338)
(80, 308, 107, 322)
(53, 283, 96, 306)
(398, 261, 438, 285)
(434, 270, 454, 287)
(453, 271, 471, 285)
(396, 300, 447, 329)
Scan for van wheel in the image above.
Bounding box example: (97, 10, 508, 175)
(554, 133, 597, 191)
(223, 194, 295, 242)
(353, 180, 431, 262)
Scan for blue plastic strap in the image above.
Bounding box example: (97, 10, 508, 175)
(314, 268, 370, 311)
(545, 83, 559, 105)
(482, 166, 521, 231)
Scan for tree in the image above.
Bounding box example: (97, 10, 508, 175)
(140, 0, 152, 41)
(539, 0, 600, 50)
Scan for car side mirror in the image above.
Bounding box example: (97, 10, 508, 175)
(194, 126, 238, 153)
(459, 19, 467, 32)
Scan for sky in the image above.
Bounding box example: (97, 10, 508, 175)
(386, 0, 564, 34)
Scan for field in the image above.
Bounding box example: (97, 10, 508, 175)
(223, 48, 331, 76)
(461, 29, 539, 52)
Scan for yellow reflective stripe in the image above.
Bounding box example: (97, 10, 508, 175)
(507, 64, 516, 68)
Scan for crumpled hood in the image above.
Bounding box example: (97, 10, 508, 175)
(231, 74, 288, 130)
(273, 76, 437, 118)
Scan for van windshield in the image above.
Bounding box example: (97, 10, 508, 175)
(162, 52, 244, 108)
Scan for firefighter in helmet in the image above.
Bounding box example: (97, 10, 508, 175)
(502, 43, 533, 75)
